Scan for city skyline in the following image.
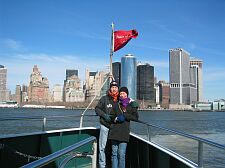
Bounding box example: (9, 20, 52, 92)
(1, 0, 225, 101)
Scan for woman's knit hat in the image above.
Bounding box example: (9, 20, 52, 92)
(119, 87, 129, 96)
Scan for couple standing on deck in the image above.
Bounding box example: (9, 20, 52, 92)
(95, 80, 139, 168)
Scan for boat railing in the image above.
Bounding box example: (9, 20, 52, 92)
(1, 114, 225, 167)
(0, 115, 87, 131)
(21, 136, 97, 168)
(135, 120, 225, 168)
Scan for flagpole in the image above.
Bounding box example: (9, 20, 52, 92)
(109, 22, 114, 82)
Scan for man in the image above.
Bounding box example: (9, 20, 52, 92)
(95, 80, 119, 168)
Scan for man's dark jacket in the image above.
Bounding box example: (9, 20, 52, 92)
(95, 94, 117, 128)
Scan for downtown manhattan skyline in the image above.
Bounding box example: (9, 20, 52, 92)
(1, 0, 225, 101)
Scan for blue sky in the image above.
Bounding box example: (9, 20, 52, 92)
(0, 0, 225, 101)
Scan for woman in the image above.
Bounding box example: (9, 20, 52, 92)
(108, 87, 139, 168)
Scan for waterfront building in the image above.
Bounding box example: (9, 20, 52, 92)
(15, 85, 22, 105)
(52, 84, 62, 102)
(169, 48, 197, 105)
(66, 69, 78, 79)
(158, 81, 170, 109)
(112, 62, 121, 86)
(0, 65, 7, 102)
(65, 88, 84, 102)
(121, 54, 137, 100)
(194, 99, 225, 111)
(85, 69, 108, 101)
(63, 74, 84, 102)
(190, 58, 203, 102)
(21, 85, 28, 102)
(137, 63, 155, 102)
(155, 83, 160, 104)
(28, 65, 49, 103)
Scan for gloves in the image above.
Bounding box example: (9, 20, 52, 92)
(116, 114, 125, 123)
(102, 114, 111, 122)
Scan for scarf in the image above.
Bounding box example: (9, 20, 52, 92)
(108, 90, 119, 102)
(119, 97, 130, 108)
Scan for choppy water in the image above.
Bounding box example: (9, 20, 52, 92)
(0, 108, 225, 168)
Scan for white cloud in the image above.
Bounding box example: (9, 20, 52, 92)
(204, 68, 225, 81)
(133, 43, 167, 51)
(147, 20, 185, 38)
(75, 31, 108, 41)
(1, 39, 26, 51)
(15, 53, 75, 63)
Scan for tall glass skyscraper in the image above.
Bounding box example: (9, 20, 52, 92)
(112, 62, 121, 86)
(121, 54, 137, 100)
(137, 63, 155, 101)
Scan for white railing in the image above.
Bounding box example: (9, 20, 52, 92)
(136, 120, 225, 168)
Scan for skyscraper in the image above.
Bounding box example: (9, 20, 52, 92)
(112, 62, 121, 86)
(28, 65, 49, 103)
(63, 69, 84, 102)
(66, 69, 78, 79)
(190, 58, 203, 102)
(121, 54, 137, 100)
(15, 85, 22, 105)
(137, 63, 155, 102)
(21, 85, 28, 102)
(0, 65, 7, 102)
(169, 48, 197, 105)
(158, 81, 170, 109)
(84, 69, 108, 101)
(52, 84, 62, 102)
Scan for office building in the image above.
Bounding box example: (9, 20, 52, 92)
(66, 69, 78, 79)
(158, 81, 170, 109)
(15, 85, 22, 105)
(21, 85, 28, 102)
(28, 65, 49, 103)
(85, 69, 108, 101)
(63, 72, 84, 102)
(0, 65, 7, 102)
(137, 63, 155, 102)
(112, 62, 121, 86)
(190, 58, 203, 102)
(169, 48, 197, 105)
(155, 84, 160, 104)
(52, 84, 63, 102)
(121, 54, 137, 100)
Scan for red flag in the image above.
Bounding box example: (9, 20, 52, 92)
(114, 29, 138, 52)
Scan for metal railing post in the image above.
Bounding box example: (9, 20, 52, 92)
(79, 115, 84, 128)
(92, 140, 97, 168)
(198, 141, 203, 168)
(146, 125, 151, 141)
(42, 117, 46, 131)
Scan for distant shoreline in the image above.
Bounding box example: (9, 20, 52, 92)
(0, 105, 225, 112)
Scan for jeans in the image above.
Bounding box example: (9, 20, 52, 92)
(99, 124, 109, 168)
(111, 140, 127, 168)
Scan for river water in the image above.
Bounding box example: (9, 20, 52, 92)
(0, 108, 225, 168)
